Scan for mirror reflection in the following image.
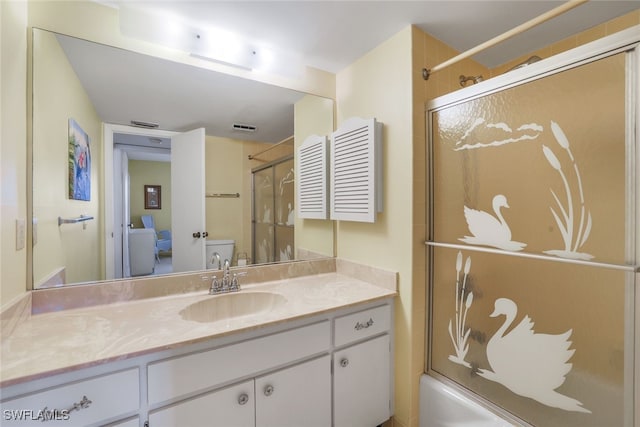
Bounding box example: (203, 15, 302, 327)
(31, 28, 335, 289)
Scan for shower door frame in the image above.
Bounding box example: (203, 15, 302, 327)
(424, 25, 640, 427)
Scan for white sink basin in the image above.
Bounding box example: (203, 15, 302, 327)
(180, 292, 287, 323)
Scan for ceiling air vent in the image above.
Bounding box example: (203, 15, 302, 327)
(130, 120, 159, 129)
(232, 123, 257, 132)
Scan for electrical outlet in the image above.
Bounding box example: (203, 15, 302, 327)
(16, 218, 26, 250)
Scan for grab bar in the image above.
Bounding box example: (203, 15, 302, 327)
(58, 215, 94, 226)
(206, 193, 240, 198)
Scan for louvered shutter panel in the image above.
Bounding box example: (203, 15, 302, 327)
(330, 117, 382, 222)
(297, 134, 329, 219)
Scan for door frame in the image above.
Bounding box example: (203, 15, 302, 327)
(103, 124, 175, 279)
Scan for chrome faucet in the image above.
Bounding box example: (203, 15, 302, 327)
(222, 259, 231, 288)
(210, 252, 221, 270)
(209, 259, 242, 294)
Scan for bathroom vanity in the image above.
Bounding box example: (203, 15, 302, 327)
(0, 263, 396, 427)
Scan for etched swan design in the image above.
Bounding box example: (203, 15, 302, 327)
(478, 298, 590, 413)
(459, 194, 526, 251)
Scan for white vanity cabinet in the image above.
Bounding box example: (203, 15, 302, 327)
(0, 368, 139, 427)
(1, 298, 394, 427)
(333, 304, 392, 427)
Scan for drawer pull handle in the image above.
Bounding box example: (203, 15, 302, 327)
(40, 395, 92, 422)
(340, 358, 349, 368)
(238, 393, 249, 405)
(264, 385, 274, 397)
(354, 317, 374, 331)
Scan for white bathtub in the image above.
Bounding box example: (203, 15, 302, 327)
(419, 375, 515, 427)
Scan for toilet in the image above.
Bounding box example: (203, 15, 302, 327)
(205, 239, 235, 269)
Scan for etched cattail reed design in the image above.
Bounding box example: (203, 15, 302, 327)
(542, 121, 594, 260)
(448, 251, 473, 368)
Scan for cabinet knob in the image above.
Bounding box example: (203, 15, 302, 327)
(263, 384, 274, 396)
(193, 232, 201, 238)
(340, 358, 349, 368)
(238, 393, 249, 405)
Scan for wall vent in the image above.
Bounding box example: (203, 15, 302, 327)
(130, 120, 159, 129)
(330, 117, 382, 223)
(297, 134, 328, 219)
(232, 123, 257, 132)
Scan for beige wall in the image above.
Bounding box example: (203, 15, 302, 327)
(129, 160, 172, 231)
(336, 26, 416, 427)
(491, 9, 640, 76)
(31, 29, 102, 287)
(0, 1, 28, 307)
(294, 94, 335, 258)
(205, 134, 247, 261)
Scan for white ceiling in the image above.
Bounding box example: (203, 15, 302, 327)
(61, 1, 639, 147)
(113, 1, 640, 72)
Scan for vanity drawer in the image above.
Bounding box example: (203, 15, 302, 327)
(334, 304, 391, 347)
(0, 368, 139, 427)
(148, 320, 330, 406)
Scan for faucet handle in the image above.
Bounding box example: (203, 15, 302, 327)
(230, 273, 240, 292)
(209, 275, 222, 294)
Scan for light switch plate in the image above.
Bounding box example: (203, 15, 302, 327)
(16, 218, 26, 250)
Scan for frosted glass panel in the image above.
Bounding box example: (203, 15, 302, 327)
(252, 157, 294, 264)
(427, 51, 635, 427)
(431, 54, 627, 264)
(430, 246, 626, 426)
(275, 225, 294, 262)
(274, 158, 295, 226)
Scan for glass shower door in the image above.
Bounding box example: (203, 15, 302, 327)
(253, 167, 274, 264)
(252, 155, 294, 264)
(274, 158, 295, 261)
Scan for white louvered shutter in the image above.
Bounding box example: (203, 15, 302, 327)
(297, 134, 329, 219)
(330, 117, 382, 222)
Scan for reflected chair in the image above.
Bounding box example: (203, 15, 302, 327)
(141, 215, 172, 262)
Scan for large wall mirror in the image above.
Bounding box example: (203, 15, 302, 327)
(31, 28, 335, 289)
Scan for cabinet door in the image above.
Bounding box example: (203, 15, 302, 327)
(255, 355, 331, 427)
(149, 380, 254, 427)
(334, 335, 391, 427)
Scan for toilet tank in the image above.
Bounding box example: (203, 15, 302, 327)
(206, 239, 235, 268)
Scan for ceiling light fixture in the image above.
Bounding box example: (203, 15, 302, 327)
(118, 6, 303, 78)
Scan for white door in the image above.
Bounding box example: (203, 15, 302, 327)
(112, 147, 131, 279)
(255, 355, 331, 427)
(171, 128, 206, 273)
(334, 335, 391, 427)
(122, 151, 131, 277)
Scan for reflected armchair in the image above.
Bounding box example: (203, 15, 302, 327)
(141, 215, 172, 262)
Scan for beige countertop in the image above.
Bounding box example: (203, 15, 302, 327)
(1, 271, 396, 387)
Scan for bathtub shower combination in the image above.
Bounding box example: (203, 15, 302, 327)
(422, 27, 639, 427)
